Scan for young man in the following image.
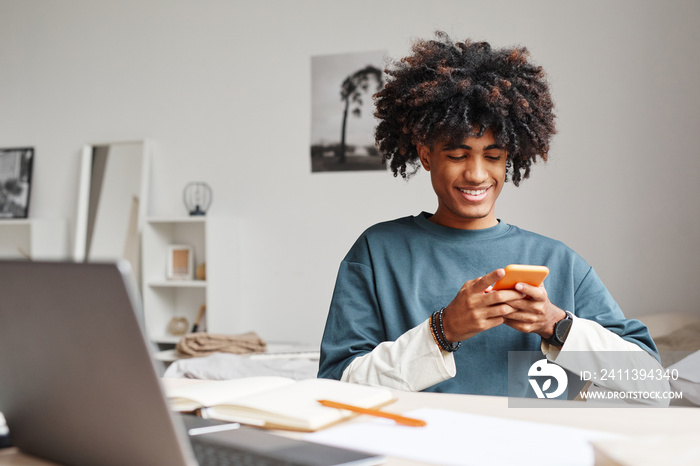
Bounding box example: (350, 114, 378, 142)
(318, 32, 667, 400)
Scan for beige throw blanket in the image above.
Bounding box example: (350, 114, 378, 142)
(176, 331, 267, 357)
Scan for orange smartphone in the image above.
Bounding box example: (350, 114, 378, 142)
(491, 264, 549, 290)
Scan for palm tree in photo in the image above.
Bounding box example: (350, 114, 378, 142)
(338, 65, 383, 163)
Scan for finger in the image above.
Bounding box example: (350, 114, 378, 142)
(481, 315, 507, 331)
(506, 299, 535, 313)
(484, 303, 518, 319)
(514, 282, 546, 299)
(507, 296, 551, 316)
(503, 319, 539, 334)
(502, 311, 538, 323)
(473, 268, 506, 292)
(483, 289, 525, 305)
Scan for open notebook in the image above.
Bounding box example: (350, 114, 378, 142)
(164, 376, 394, 432)
(0, 260, 383, 466)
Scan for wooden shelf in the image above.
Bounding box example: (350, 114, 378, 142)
(148, 280, 207, 288)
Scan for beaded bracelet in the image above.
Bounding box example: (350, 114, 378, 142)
(436, 308, 462, 352)
(430, 309, 459, 352)
(430, 307, 461, 352)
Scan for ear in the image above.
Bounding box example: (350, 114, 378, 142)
(417, 144, 431, 171)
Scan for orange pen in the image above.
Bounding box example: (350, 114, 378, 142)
(317, 399, 427, 427)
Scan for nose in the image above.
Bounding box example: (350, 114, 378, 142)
(463, 158, 487, 184)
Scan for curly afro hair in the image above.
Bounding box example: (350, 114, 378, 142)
(374, 31, 556, 186)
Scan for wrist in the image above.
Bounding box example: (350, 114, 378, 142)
(538, 309, 567, 339)
(440, 305, 457, 342)
(429, 307, 461, 352)
(543, 311, 574, 347)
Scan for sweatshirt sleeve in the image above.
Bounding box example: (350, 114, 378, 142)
(567, 266, 660, 360)
(339, 319, 456, 391)
(543, 266, 669, 405)
(318, 255, 455, 389)
(543, 315, 671, 405)
(317, 258, 381, 381)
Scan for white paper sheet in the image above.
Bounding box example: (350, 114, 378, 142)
(306, 407, 617, 466)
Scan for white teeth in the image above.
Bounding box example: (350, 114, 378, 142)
(460, 188, 487, 195)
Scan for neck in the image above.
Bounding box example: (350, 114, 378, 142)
(428, 209, 498, 230)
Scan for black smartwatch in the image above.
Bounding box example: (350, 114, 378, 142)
(544, 311, 574, 347)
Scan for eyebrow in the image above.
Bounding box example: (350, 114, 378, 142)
(442, 143, 504, 151)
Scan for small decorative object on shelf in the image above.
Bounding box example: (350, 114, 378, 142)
(167, 244, 194, 280)
(191, 304, 206, 332)
(167, 316, 189, 336)
(195, 262, 206, 281)
(183, 182, 212, 216)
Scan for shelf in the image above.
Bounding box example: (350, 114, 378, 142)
(0, 219, 33, 225)
(153, 335, 183, 345)
(147, 216, 206, 224)
(0, 218, 68, 260)
(141, 215, 239, 344)
(148, 280, 207, 288)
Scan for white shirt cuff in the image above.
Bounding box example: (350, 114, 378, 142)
(543, 315, 670, 403)
(340, 319, 456, 392)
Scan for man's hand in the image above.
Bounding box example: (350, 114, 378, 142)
(502, 282, 566, 338)
(441, 269, 524, 342)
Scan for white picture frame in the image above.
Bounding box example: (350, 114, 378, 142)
(167, 244, 194, 280)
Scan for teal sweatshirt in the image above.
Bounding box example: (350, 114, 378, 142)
(318, 212, 658, 396)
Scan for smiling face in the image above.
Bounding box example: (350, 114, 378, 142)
(418, 129, 508, 230)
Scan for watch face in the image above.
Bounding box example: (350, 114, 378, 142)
(556, 318, 573, 341)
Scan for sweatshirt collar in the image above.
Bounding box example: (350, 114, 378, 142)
(414, 211, 510, 240)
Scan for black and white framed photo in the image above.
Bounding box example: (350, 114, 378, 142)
(167, 244, 194, 280)
(0, 147, 33, 219)
(311, 50, 386, 173)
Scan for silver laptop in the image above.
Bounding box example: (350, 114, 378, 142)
(0, 260, 382, 466)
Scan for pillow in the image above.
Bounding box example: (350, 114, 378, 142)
(654, 321, 700, 367)
(652, 322, 700, 406)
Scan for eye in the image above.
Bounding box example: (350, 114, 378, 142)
(444, 150, 467, 161)
(484, 151, 504, 161)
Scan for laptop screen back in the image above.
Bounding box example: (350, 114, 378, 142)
(0, 261, 196, 466)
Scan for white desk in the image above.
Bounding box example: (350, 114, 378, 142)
(1, 389, 699, 465)
(318, 390, 700, 465)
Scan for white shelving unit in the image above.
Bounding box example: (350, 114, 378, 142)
(141, 215, 239, 345)
(0, 219, 68, 260)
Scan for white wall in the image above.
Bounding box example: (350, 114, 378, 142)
(2, 0, 699, 345)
